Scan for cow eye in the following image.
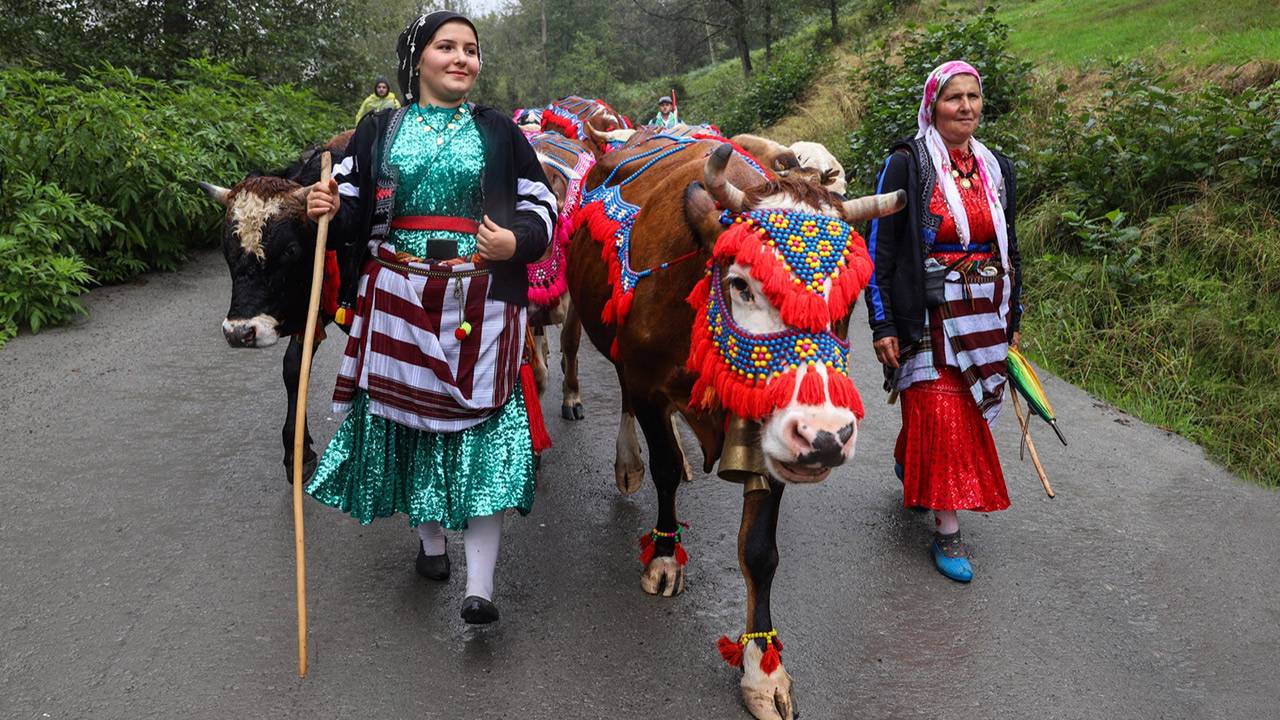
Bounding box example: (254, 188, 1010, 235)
(727, 276, 754, 303)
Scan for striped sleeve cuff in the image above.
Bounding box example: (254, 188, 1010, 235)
(333, 156, 359, 198)
(516, 177, 557, 240)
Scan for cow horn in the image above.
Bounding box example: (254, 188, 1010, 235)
(704, 143, 747, 213)
(841, 189, 906, 222)
(198, 181, 231, 206)
(585, 123, 609, 147)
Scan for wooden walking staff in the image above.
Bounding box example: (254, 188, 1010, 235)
(1011, 391, 1055, 498)
(290, 151, 333, 676)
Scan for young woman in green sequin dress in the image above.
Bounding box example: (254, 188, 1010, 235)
(304, 12, 557, 624)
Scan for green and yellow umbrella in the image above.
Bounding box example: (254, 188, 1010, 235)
(1007, 347, 1067, 446)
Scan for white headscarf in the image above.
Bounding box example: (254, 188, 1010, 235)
(916, 61, 1009, 271)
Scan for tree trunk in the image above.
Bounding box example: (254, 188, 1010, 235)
(728, 1, 751, 78)
(704, 4, 717, 64)
(540, 0, 548, 99)
(829, 0, 839, 35)
(764, 0, 772, 68)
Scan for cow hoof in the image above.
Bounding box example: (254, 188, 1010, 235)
(615, 462, 644, 494)
(640, 556, 685, 597)
(560, 403, 585, 420)
(283, 451, 318, 485)
(740, 643, 795, 720)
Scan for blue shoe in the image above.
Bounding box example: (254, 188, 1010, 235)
(931, 532, 973, 583)
(894, 462, 904, 481)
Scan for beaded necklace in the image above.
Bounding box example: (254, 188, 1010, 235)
(412, 102, 468, 145)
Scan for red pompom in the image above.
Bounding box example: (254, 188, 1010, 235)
(718, 636, 744, 667)
(638, 533, 655, 566)
(454, 327, 468, 341)
(760, 642, 781, 675)
(674, 543, 689, 566)
(798, 366, 827, 406)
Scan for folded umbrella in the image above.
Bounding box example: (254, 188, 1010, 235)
(1007, 347, 1068, 446)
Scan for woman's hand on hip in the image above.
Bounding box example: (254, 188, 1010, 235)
(306, 179, 340, 222)
(1010, 330, 1022, 349)
(873, 336, 901, 369)
(477, 215, 517, 261)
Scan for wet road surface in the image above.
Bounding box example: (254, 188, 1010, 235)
(1, 251, 1277, 719)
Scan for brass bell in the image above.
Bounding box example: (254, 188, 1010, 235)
(718, 415, 771, 495)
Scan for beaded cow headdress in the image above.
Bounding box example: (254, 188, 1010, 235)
(686, 208, 874, 420)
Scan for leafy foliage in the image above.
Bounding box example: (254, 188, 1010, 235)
(718, 43, 831, 135)
(846, 6, 1032, 187)
(0, 62, 342, 344)
(1021, 62, 1280, 217)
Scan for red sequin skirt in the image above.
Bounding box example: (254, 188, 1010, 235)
(895, 367, 1009, 512)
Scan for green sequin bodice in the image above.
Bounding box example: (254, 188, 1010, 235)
(386, 103, 485, 257)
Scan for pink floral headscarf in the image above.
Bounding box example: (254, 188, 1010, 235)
(916, 61, 1009, 271)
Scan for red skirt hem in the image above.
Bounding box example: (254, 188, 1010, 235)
(895, 368, 1009, 512)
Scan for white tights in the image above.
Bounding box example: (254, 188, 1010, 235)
(416, 512, 504, 601)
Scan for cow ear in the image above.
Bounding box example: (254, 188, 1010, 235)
(683, 181, 725, 249)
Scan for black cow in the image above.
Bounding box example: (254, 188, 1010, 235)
(198, 144, 346, 482)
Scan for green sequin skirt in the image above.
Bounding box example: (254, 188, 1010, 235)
(306, 387, 536, 530)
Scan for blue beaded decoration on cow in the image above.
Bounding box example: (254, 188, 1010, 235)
(705, 265, 849, 385)
(718, 209, 857, 298)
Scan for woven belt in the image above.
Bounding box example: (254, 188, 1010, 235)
(375, 255, 490, 279)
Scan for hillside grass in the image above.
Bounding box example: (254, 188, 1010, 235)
(994, 0, 1280, 68)
(621, 1, 1280, 486)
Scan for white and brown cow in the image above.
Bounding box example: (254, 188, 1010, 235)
(566, 137, 903, 719)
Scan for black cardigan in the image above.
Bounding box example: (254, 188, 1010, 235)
(330, 103, 555, 308)
(863, 136, 1023, 344)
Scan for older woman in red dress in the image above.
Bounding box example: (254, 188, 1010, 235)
(864, 60, 1024, 582)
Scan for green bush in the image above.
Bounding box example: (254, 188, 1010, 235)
(1021, 62, 1280, 218)
(0, 61, 343, 344)
(718, 45, 830, 135)
(846, 6, 1032, 187)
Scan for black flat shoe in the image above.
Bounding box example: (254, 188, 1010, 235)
(415, 543, 450, 581)
(461, 595, 499, 624)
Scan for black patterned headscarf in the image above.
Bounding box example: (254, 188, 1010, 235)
(396, 11, 480, 106)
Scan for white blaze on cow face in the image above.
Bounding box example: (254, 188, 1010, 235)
(230, 193, 286, 260)
(729, 213, 857, 485)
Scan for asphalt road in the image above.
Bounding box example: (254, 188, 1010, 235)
(1, 250, 1277, 720)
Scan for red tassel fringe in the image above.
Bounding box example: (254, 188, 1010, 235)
(708, 222, 877, 333)
(638, 532, 690, 567)
(760, 642, 781, 675)
(638, 533, 656, 566)
(797, 366, 827, 406)
(717, 635, 784, 673)
(526, 217, 572, 307)
(718, 636, 744, 667)
(520, 363, 553, 453)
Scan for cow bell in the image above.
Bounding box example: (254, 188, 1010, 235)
(718, 415, 770, 495)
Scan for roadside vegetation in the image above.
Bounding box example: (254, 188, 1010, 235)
(0, 62, 342, 343)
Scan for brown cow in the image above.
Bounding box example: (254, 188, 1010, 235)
(526, 132, 596, 419)
(566, 137, 902, 719)
(541, 95, 632, 156)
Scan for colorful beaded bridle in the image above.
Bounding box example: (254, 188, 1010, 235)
(685, 208, 874, 421)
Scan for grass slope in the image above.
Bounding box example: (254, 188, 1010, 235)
(995, 0, 1280, 68)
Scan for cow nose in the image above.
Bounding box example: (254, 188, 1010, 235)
(787, 420, 855, 468)
(224, 324, 256, 347)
